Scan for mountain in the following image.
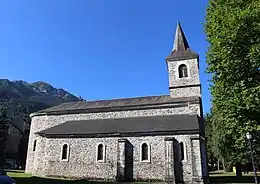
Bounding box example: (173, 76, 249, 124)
(0, 79, 79, 106)
(0, 79, 80, 126)
(0, 79, 81, 168)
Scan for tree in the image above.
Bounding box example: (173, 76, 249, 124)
(0, 107, 9, 166)
(9, 101, 30, 168)
(205, 111, 227, 171)
(204, 0, 260, 176)
(204, 112, 217, 169)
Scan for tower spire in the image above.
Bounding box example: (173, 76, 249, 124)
(167, 22, 198, 61)
(173, 21, 190, 51)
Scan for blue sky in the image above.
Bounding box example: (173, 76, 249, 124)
(0, 0, 211, 114)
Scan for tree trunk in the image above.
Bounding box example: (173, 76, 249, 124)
(217, 159, 220, 170)
(222, 157, 226, 171)
(235, 163, 242, 177)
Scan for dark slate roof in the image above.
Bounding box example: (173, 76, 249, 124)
(37, 114, 200, 138)
(166, 22, 198, 61)
(31, 95, 200, 117)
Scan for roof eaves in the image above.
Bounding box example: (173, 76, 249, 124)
(36, 129, 200, 138)
(166, 52, 199, 62)
(30, 98, 200, 117)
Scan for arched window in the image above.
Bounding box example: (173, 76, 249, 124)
(33, 140, 36, 152)
(178, 64, 188, 78)
(140, 143, 150, 162)
(61, 144, 69, 160)
(179, 142, 185, 161)
(97, 143, 104, 161)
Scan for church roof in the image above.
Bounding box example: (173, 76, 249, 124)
(37, 114, 200, 138)
(166, 22, 198, 61)
(31, 95, 200, 117)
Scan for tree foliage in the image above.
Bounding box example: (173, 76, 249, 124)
(0, 107, 9, 166)
(204, 0, 260, 169)
(204, 112, 218, 167)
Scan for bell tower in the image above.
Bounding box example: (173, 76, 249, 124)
(166, 22, 201, 98)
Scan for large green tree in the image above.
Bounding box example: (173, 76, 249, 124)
(204, 0, 260, 176)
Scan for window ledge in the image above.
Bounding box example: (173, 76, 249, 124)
(181, 160, 188, 164)
(140, 160, 151, 163)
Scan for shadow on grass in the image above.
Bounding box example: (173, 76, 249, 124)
(209, 175, 258, 183)
(13, 174, 259, 184)
(13, 177, 115, 184)
(4, 169, 25, 173)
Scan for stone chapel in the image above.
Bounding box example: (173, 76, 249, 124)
(25, 22, 208, 184)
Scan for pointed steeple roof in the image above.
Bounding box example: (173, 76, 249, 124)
(166, 22, 198, 61)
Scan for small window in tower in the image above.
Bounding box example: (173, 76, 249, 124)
(61, 144, 69, 161)
(178, 64, 188, 78)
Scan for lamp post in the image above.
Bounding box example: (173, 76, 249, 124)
(246, 132, 259, 184)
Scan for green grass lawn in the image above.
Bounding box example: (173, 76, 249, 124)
(6, 170, 259, 184)
(6, 170, 111, 184)
(6, 170, 31, 178)
(209, 170, 258, 183)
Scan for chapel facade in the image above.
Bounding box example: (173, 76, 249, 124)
(25, 22, 208, 184)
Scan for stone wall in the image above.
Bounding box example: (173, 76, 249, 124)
(25, 103, 206, 183)
(26, 104, 201, 173)
(200, 138, 209, 181)
(167, 58, 201, 98)
(170, 87, 201, 99)
(28, 133, 201, 183)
